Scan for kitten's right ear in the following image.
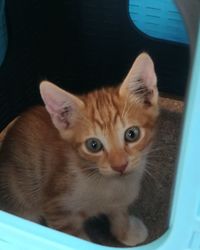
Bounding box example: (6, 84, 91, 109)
(40, 81, 84, 131)
(119, 53, 158, 107)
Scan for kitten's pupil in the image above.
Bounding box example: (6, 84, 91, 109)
(128, 130, 134, 138)
(124, 126, 140, 142)
(91, 140, 97, 149)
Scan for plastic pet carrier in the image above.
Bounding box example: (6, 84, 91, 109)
(0, 0, 200, 249)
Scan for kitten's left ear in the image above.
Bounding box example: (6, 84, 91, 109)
(40, 81, 84, 131)
(119, 53, 158, 106)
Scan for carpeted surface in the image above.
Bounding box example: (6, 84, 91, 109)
(85, 96, 184, 247)
(133, 97, 184, 243)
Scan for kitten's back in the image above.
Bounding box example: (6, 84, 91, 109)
(0, 106, 68, 216)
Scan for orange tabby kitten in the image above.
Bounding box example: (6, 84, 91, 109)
(0, 53, 159, 246)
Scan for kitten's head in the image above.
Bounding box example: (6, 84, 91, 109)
(40, 53, 159, 177)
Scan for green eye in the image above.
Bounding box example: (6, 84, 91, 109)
(124, 126, 140, 143)
(85, 138, 103, 153)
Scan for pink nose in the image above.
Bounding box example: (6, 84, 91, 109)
(112, 162, 128, 174)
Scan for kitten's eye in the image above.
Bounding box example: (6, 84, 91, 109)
(124, 126, 140, 143)
(85, 138, 103, 153)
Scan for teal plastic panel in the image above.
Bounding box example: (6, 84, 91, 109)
(129, 0, 189, 44)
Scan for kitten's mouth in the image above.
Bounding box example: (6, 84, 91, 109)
(119, 170, 133, 177)
(99, 168, 134, 178)
(98, 163, 139, 177)
(117, 165, 139, 177)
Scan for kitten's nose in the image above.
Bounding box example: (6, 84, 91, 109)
(112, 162, 128, 175)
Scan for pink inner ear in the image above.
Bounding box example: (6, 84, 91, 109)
(40, 81, 74, 130)
(131, 53, 157, 89)
(44, 96, 71, 129)
(120, 53, 158, 106)
(40, 83, 67, 111)
(43, 93, 67, 114)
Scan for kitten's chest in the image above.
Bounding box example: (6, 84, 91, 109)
(67, 173, 141, 214)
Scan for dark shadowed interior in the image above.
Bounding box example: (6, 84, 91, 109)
(0, 0, 190, 131)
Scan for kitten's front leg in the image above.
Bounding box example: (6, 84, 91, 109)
(43, 202, 89, 241)
(108, 209, 148, 246)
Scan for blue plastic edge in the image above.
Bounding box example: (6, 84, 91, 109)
(128, 0, 189, 44)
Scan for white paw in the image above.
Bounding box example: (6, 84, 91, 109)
(121, 216, 148, 246)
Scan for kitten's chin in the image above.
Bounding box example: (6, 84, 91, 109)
(98, 169, 119, 177)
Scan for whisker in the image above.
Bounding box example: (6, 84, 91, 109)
(121, 94, 129, 119)
(86, 171, 98, 180)
(82, 168, 98, 176)
(122, 100, 135, 119)
(150, 144, 177, 151)
(139, 145, 177, 160)
(143, 165, 160, 188)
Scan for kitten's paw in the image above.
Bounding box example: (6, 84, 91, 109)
(121, 216, 148, 246)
